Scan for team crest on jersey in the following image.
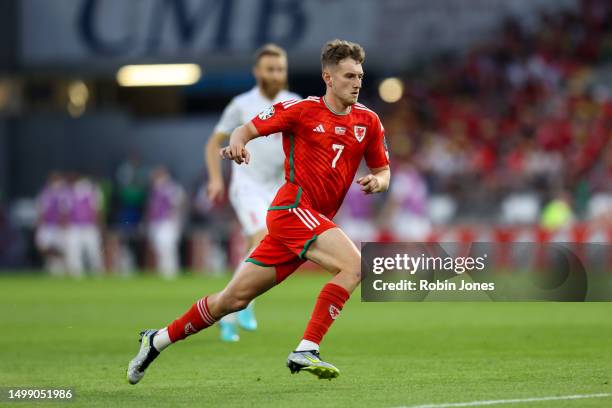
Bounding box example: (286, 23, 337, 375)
(258, 106, 275, 120)
(354, 126, 367, 142)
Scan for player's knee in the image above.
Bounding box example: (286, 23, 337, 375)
(338, 255, 361, 284)
(230, 297, 250, 312)
(223, 291, 251, 313)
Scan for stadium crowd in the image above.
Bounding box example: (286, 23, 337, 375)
(371, 0, 612, 223)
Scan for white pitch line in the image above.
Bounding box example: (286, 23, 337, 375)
(398, 393, 612, 408)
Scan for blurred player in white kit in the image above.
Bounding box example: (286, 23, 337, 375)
(146, 166, 185, 279)
(205, 44, 300, 342)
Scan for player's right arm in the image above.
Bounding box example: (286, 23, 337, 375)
(220, 122, 260, 165)
(205, 131, 229, 202)
(221, 100, 303, 165)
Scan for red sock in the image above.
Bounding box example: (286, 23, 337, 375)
(303, 283, 350, 344)
(167, 296, 216, 342)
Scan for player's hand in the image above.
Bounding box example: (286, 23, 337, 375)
(220, 144, 250, 165)
(356, 174, 381, 194)
(207, 179, 225, 203)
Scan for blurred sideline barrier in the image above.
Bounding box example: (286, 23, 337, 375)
(113, 222, 612, 275)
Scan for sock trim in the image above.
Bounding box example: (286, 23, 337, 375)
(296, 339, 320, 352)
(324, 282, 350, 301)
(197, 297, 215, 326)
(204, 297, 215, 323)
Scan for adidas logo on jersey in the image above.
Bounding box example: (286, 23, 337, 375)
(313, 124, 325, 133)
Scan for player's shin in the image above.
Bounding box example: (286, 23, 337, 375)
(155, 295, 218, 350)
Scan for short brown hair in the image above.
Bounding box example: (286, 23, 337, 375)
(320, 39, 365, 68)
(254, 43, 287, 64)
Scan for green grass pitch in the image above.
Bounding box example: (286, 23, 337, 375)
(1, 272, 611, 407)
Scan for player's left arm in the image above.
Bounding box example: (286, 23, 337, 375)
(361, 114, 391, 194)
(357, 166, 390, 194)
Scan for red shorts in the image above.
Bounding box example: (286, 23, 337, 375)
(247, 183, 336, 283)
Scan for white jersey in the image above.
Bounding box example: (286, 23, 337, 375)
(214, 87, 300, 187)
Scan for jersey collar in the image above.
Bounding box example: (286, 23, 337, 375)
(323, 96, 352, 116)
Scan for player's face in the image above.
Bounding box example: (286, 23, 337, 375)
(254, 55, 288, 99)
(326, 58, 363, 106)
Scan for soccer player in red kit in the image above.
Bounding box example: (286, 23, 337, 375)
(127, 39, 390, 383)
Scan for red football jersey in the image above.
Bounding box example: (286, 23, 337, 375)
(251, 96, 389, 218)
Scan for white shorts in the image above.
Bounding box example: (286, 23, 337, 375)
(36, 225, 65, 251)
(148, 219, 181, 248)
(229, 178, 281, 236)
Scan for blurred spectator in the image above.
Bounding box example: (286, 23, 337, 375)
(114, 152, 149, 227)
(146, 166, 185, 278)
(65, 174, 104, 276)
(113, 153, 150, 273)
(382, 161, 431, 241)
(35, 172, 70, 274)
(541, 191, 575, 231)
